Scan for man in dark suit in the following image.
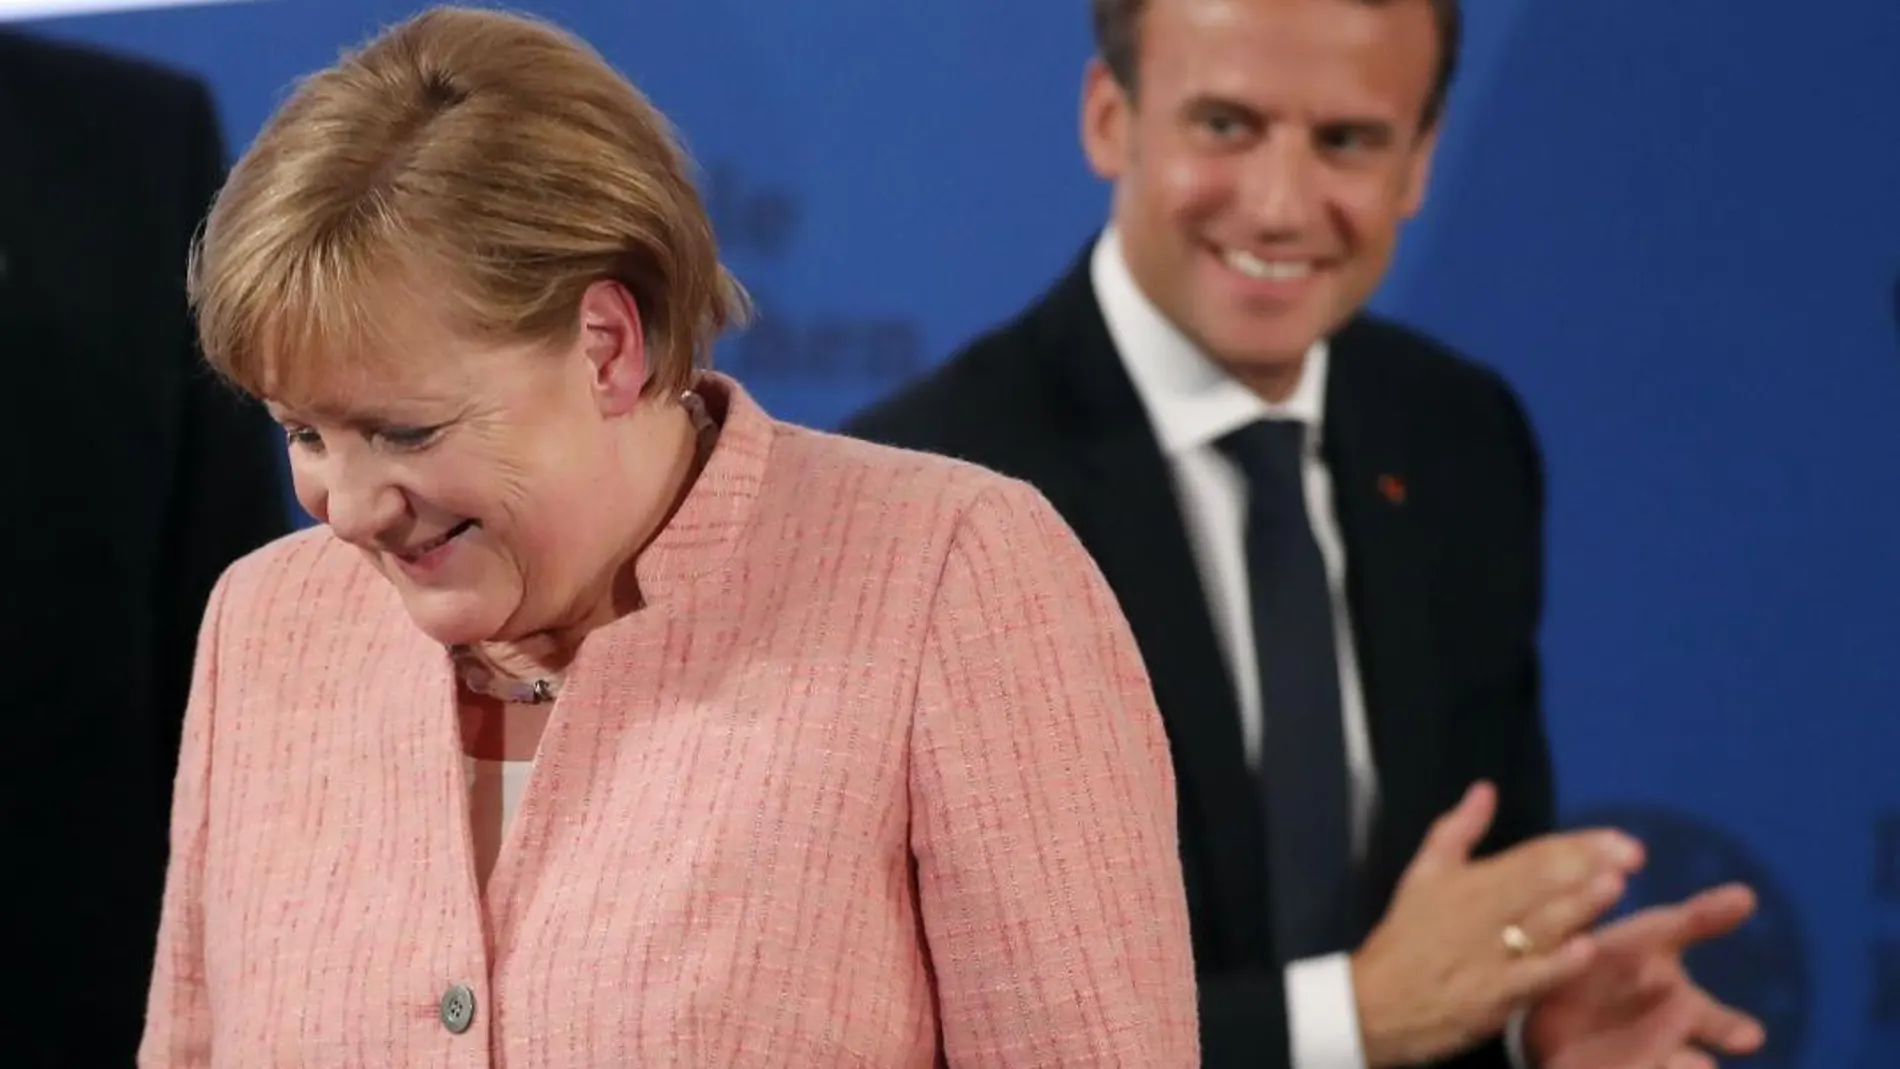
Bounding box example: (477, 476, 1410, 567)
(0, 30, 289, 1066)
(845, 1, 1766, 1066)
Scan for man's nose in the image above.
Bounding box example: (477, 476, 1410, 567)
(1236, 131, 1319, 238)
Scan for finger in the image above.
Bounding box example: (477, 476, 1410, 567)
(1516, 868, 1627, 953)
(1599, 883, 1757, 957)
(1484, 829, 1643, 916)
(1662, 1051, 1716, 1069)
(1693, 998, 1766, 1055)
(1408, 781, 1498, 879)
(1673, 883, 1757, 948)
(1495, 931, 1597, 1004)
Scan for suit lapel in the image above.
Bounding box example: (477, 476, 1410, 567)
(1323, 320, 1447, 919)
(1038, 255, 1272, 958)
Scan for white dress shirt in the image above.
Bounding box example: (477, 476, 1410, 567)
(1090, 230, 1537, 1069)
(1091, 228, 1380, 1069)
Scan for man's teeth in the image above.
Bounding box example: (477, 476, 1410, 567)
(1223, 249, 1313, 282)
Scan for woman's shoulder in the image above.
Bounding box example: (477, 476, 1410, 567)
(754, 422, 1102, 605)
(765, 422, 1058, 534)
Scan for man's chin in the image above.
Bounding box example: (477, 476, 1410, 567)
(1190, 299, 1326, 358)
(1203, 332, 1324, 396)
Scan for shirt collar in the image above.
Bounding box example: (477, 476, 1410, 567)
(1090, 226, 1328, 458)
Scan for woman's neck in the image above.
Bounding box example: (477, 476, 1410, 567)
(470, 389, 717, 685)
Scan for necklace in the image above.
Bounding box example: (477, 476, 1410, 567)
(447, 386, 719, 707)
(450, 644, 561, 704)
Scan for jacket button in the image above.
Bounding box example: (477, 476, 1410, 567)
(439, 983, 476, 1035)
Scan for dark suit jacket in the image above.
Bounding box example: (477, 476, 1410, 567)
(0, 32, 289, 1068)
(843, 246, 1556, 1069)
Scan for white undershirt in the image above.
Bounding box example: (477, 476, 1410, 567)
(465, 755, 533, 888)
(467, 757, 533, 826)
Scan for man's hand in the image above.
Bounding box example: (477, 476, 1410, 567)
(1525, 884, 1766, 1069)
(1351, 782, 1645, 1068)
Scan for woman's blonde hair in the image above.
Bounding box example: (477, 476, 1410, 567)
(192, 4, 748, 402)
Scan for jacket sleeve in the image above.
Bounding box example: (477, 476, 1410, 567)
(1427, 372, 1552, 1069)
(1197, 971, 1295, 1065)
(1479, 373, 1555, 856)
(139, 572, 230, 1068)
(908, 480, 1200, 1066)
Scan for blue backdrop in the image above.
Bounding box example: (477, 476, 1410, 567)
(15, 1, 1900, 1064)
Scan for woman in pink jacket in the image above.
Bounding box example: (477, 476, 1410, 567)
(137, 6, 1198, 1067)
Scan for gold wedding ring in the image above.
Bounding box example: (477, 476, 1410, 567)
(1501, 924, 1533, 957)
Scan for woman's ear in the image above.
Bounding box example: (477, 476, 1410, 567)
(577, 279, 648, 415)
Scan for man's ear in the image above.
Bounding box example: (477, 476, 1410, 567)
(1081, 57, 1136, 183)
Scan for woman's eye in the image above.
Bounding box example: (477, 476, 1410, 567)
(378, 425, 443, 451)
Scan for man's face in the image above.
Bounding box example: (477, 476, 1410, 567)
(1083, 0, 1442, 398)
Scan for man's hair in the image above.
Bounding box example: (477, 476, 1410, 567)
(1091, 0, 1462, 130)
(192, 5, 748, 402)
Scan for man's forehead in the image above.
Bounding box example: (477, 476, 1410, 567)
(1146, 0, 1438, 65)
(1143, 0, 1438, 114)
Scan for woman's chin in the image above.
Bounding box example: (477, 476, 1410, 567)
(394, 586, 511, 647)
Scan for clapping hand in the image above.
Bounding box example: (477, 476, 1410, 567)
(1351, 782, 1646, 1068)
(1524, 883, 1765, 1069)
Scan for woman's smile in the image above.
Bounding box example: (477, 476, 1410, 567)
(391, 518, 480, 577)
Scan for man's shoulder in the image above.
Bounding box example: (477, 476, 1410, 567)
(1337, 312, 1538, 452)
(847, 320, 1039, 428)
(845, 291, 1540, 473)
(842, 274, 1084, 462)
(1341, 313, 1523, 407)
(0, 31, 208, 120)
(0, 32, 217, 198)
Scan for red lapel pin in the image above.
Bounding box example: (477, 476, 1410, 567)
(1377, 474, 1407, 505)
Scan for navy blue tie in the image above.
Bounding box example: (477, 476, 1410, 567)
(1217, 419, 1357, 963)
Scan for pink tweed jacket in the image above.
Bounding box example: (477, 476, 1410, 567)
(139, 374, 1199, 1067)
